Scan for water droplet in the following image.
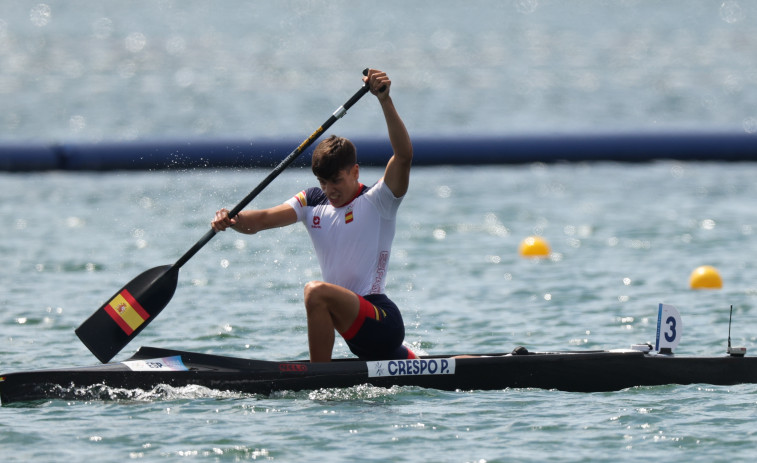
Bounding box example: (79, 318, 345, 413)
(30, 3, 51, 27)
(515, 0, 538, 14)
(720, 1, 745, 23)
(743, 117, 757, 133)
(125, 32, 147, 53)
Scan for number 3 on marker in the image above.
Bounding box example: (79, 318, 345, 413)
(656, 303, 682, 352)
(664, 316, 677, 342)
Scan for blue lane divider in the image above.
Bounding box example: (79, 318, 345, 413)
(0, 143, 61, 172)
(2, 132, 756, 172)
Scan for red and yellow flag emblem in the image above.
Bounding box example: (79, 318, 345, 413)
(295, 191, 307, 207)
(345, 206, 354, 224)
(104, 289, 150, 335)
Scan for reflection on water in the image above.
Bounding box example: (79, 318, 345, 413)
(2, 1, 757, 142)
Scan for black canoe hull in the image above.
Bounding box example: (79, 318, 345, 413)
(2, 346, 757, 404)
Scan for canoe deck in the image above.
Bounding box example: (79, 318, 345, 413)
(2, 346, 756, 405)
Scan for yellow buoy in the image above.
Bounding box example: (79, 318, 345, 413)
(519, 236, 551, 258)
(689, 265, 722, 289)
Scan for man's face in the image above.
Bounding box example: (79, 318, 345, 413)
(317, 164, 359, 207)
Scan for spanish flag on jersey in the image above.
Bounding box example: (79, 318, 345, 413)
(104, 289, 150, 335)
(295, 191, 307, 207)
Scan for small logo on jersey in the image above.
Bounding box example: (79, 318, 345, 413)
(311, 216, 321, 229)
(345, 206, 354, 224)
(371, 251, 389, 294)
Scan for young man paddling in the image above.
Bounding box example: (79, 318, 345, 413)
(211, 69, 416, 362)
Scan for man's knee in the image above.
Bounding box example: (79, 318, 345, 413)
(304, 281, 329, 313)
(304, 280, 327, 298)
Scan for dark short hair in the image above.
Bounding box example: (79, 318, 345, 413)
(311, 135, 356, 180)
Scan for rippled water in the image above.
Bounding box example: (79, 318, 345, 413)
(2, 162, 757, 461)
(2, 0, 757, 142)
(3, 0, 757, 461)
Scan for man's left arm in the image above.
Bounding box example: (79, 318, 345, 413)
(365, 69, 413, 198)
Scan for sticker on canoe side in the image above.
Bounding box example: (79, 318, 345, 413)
(122, 355, 188, 372)
(367, 358, 455, 377)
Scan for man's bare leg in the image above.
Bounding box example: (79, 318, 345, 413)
(303, 281, 360, 362)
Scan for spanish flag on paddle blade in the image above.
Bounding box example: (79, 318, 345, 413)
(103, 289, 150, 335)
(76, 264, 178, 363)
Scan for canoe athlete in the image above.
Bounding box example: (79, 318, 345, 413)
(211, 69, 416, 362)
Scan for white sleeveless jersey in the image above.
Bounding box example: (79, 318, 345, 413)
(284, 179, 402, 296)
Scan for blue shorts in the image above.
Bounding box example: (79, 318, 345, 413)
(340, 294, 416, 361)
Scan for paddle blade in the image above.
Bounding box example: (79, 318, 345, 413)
(75, 265, 179, 363)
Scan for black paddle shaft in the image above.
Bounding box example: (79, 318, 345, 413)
(75, 70, 374, 363)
